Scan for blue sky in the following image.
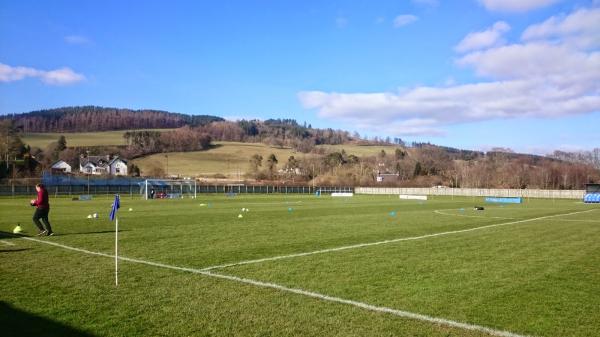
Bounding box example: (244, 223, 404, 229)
(1, 0, 598, 153)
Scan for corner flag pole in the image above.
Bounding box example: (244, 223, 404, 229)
(110, 194, 121, 287)
(115, 216, 118, 286)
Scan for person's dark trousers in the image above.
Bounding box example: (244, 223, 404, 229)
(33, 208, 53, 233)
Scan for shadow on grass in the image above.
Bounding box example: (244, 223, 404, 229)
(207, 143, 223, 150)
(64, 229, 131, 236)
(0, 301, 98, 337)
(0, 229, 130, 239)
(0, 248, 31, 253)
(0, 231, 20, 240)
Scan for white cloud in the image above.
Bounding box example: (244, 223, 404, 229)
(455, 21, 510, 53)
(41, 67, 86, 85)
(0, 62, 85, 85)
(298, 7, 600, 136)
(64, 35, 91, 45)
(478, 0, 559, 12)
(393, 15, 418, 28)
(522, 8, 600, 49)
(456, 43, 600, 80)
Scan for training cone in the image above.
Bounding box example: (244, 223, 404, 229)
(238, 214, 243, 218)
(13, 225, 22, 234)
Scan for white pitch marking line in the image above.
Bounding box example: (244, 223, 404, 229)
(434, 209, 515, 219)
(0, 240, 16, 246)
(19, 236, 530, 337)
(542, 218, 600, 223)
(201, 209, 596, 271)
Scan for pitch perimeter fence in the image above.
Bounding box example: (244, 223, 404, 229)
(355, 187, 585, 199)
(0, 175, 353, 197)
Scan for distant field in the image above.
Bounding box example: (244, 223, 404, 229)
(132, 142, 315, 177)
(133, 142, 405, 177)
(22, 129, 175, 148)
(22, 130, 404, 177)
(317, 144, 404, 156)
(1, 195, 598, 337)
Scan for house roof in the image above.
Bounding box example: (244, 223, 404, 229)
(80, 155, 127, 167)
(108, 157, 127, 165)
(51, 160, 71, 168)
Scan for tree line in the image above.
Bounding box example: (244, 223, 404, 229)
(1, 108, 599, 189)
(2, 106, 224, 132)
(243, 144, 599, 190)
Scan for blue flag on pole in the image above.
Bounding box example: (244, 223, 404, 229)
(109, 194, 120, 221)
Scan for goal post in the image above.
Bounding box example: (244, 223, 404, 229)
(140, 179, 197, 200)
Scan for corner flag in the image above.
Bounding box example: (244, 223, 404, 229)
(110, 194, 121, 286)
(109, 194, 120, 221)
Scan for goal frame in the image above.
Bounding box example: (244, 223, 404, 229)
(142, 179, 197, 200)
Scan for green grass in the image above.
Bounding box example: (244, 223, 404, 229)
(23, 130, 404, 177)
(317, 144, 404, 156)
(132, 142, 404, 177)
(22, 129, 175, 148)
(132, 142, 316, 177)
(2, 195, 599, 337)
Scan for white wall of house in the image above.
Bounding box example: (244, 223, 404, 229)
(80, 163, 98, 175)
(110, 160, 128, 176)
(52, 161, 72, 173)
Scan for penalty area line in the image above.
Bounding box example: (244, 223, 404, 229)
(201, 209, 596, 271)
(19, 236, 530, 337)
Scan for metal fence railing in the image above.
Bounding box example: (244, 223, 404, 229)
(0, 181, 354, 197)
(355, 187, 586, 199)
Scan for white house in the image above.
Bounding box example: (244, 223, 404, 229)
(109, 157, 128, 175)
(79, 155, 128, 176)
(51, 160, 72, 173)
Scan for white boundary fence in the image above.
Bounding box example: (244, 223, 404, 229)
(356, 187, 585, 199)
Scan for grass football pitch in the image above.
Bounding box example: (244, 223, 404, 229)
(1, 194, 599, 337)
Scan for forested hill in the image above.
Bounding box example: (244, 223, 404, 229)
(1, 106, 224, 132)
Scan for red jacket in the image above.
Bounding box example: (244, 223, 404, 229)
(33, 187, 50, 209)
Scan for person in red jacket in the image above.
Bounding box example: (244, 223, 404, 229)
(31, 183, 54, 236)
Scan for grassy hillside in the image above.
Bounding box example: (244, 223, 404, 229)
(22, 129, 175, 148)
(132, 142, 315, 177)
(133, 142, 405, 177)
(21, 130, 404, 177)
(318, 144, 404, 156)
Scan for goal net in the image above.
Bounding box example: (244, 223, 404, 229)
(140, 179, 197, 200)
